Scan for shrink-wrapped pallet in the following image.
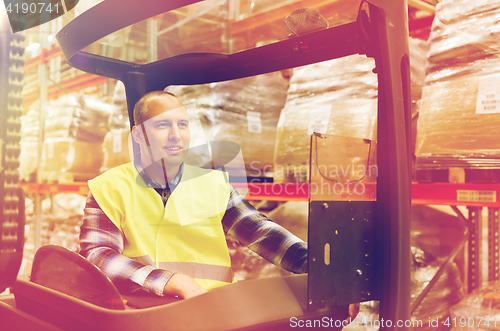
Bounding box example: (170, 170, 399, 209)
(100, 82, 132, 172)
(100, 128, 132, 173)
(416, 60, 500, 163)
(159, 1, 227, 56)
(275, 37, 428, 183)
(21, 108, 40, 139)
(415, 0, 500, 169)
(210, 72, 288, 177)
(408, 38, 429, 177)
(44, 95, 79, 140)
(109, 81, 129, 130)
(274, 55, 378, 183)
(77, 96, 114, 142)
(168, 71, 288, 177)
(450, 281, 500, 331)
(40, 94, 111, 181)
(39, 137, 103, 182)
(20, 140, 39, 182)
(411, 257, 465, 331)
(426, 0, 500, 73)
(410, 38, 429, 110)
(44, 94, 113, 142)
(19, 108, 40, 181)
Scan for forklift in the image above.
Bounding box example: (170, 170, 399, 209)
(0, 0, 411, 329)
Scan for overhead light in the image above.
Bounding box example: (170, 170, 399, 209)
(26, 43, 40, 52)
(48, 35, 54, 42)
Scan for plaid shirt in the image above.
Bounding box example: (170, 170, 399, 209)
(80, 163, 308, 297)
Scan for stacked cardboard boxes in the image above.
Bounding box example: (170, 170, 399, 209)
(415, 0, 500, 170)
(100, 81, 132, 173)
(168, 71, 289, 178)
(38, 94, 112, 182)
(274, 37, 428, 183)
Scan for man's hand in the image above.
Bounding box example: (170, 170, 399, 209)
(163, 273, 208, 299)
(343, 303, 360, 326)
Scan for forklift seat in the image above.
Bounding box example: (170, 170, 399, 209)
(31, 245, 125, 310)
(30, 245, 180, 310)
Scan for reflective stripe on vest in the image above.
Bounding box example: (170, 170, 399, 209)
(89, 162, 234, 290)
(131, 256, 234, 283)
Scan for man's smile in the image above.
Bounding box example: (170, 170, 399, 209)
(164, 146, 184, 154)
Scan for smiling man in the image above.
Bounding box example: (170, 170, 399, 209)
(132, 91, 192, 183)
(79, 90, 358, 321)
(132, 92, 191, 185)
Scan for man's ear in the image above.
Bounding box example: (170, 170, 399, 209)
(131, 125, 142, 144)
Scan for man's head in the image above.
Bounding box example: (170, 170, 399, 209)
(132, 91, 191, 176)
(133, 90, 181, 126)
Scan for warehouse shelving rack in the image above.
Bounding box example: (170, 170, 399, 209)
(7, 1, 474, 330)
(11, 2, 496, 331)
(23, 45, 108, 107)
(20, 181, 500, 206)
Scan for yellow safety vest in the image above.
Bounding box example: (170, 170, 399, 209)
(88, 162, 234, 290)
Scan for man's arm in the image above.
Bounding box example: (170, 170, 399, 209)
(80, 192, 175, 296)
(222, 187, 308, 274)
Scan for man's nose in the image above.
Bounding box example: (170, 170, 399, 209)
(169, 125, 181, 141)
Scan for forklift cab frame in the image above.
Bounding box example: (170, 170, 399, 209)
(0, 0, 411, 330)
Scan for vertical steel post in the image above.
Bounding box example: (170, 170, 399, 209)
(467, 206, 482, 291)
(147, 17, 158, 63)
(35, 26, 48, 252)
(489, 207, 500, 282)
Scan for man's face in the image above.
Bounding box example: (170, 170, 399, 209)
(133, 96, 191, 170)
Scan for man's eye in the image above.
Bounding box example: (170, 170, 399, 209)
(157, 123, 168, 128)
(179, 122, 188, 128)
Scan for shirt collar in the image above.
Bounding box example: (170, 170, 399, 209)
(134, 158, 184, 189)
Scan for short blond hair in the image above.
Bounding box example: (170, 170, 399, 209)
(133, 90, 179, 126)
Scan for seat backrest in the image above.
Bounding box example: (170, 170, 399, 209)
(31, 245, 126, 310)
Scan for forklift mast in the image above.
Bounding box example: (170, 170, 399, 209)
(0, 9, 25, 295)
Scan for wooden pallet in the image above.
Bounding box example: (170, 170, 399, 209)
(416, 168, 500, 183)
